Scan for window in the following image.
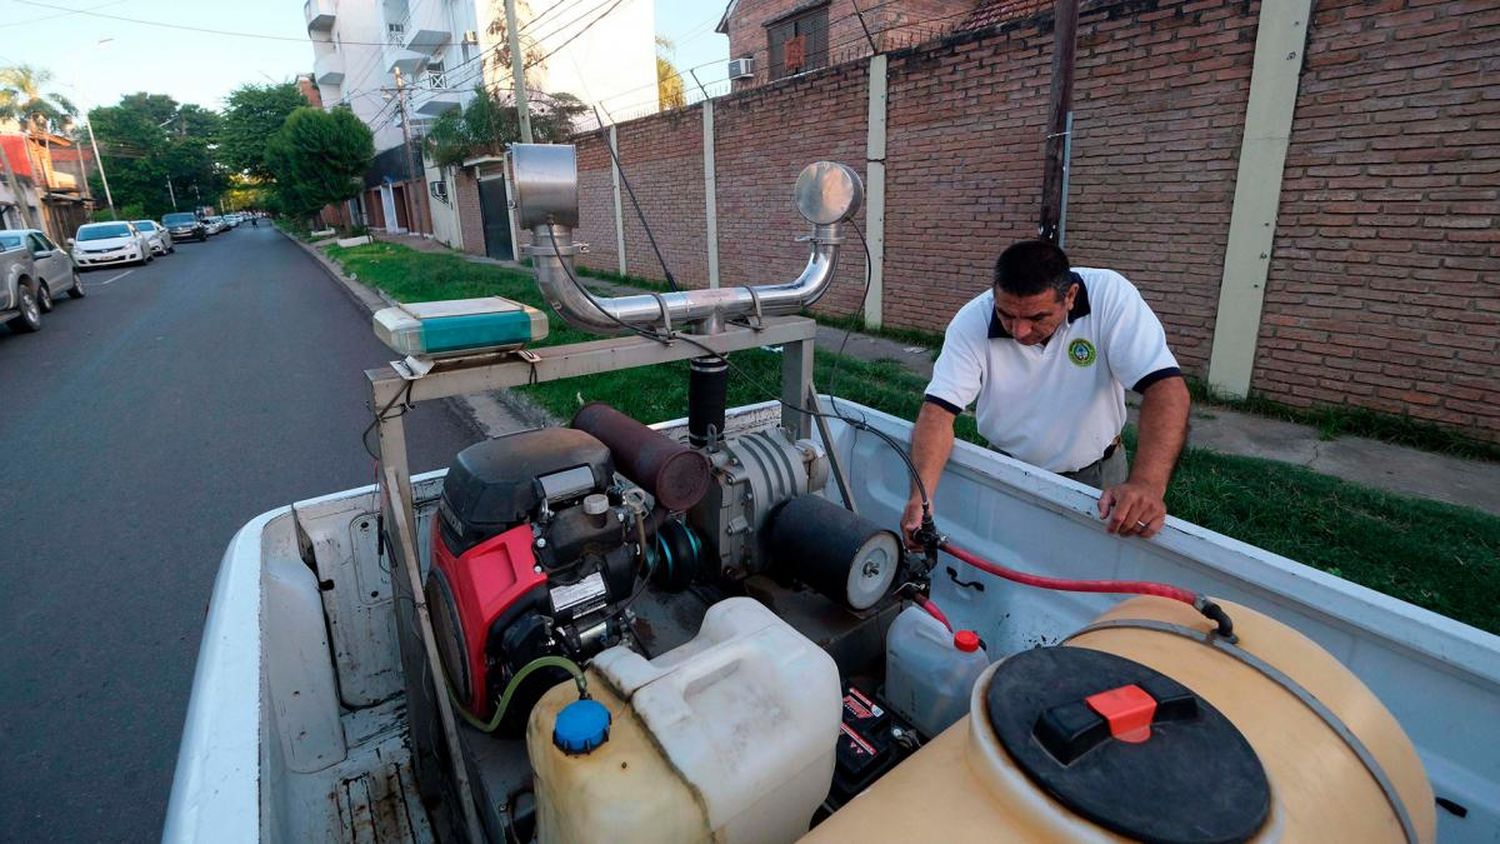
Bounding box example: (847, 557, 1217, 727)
(767, 3, 829, 80)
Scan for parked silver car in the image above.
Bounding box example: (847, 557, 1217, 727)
(71, 221, 153, 268)
(132, 219, 175, 256)
(1, 229, 84, 333)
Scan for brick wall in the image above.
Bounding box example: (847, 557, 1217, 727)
(617, 107, 709, 287)
(454, 168, 485, 257)
(714, 63, 871, 317)
(1065, 0, 1260, 372)
(1255, 0, 1499, 437)
(575, 131, 621, 274)
(563, 0, 1499, 440)
(883, 0, 1259, 376)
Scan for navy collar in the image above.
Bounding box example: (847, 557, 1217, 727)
(988, 272, 1091, 339)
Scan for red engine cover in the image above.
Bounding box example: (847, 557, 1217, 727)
(427, 520, 545, 718)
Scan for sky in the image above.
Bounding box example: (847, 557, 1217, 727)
(0, 0, 729, 114)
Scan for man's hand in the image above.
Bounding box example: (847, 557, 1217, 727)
(901, 496, 928, 550)
(1098, 481, 1167, 538)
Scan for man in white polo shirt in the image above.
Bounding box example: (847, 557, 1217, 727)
(902, 240, 1190, 541)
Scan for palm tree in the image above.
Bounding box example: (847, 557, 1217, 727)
(0, 64, 78, 134)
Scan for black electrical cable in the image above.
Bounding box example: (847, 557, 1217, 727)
(362, 380, 416, 462)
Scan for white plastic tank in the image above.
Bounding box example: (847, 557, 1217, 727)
(885, 604, 990, 737)
(529, 597, 842, 844)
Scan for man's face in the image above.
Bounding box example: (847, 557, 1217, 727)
(994, 283, 1077, 346)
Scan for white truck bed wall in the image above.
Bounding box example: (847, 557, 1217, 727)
(165, 401, 1500, 843)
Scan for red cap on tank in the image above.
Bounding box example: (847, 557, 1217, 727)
(954, 630, 981, 652)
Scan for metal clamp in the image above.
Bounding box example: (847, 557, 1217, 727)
(745, 286, 766, 330)
(648, 291, 673, 338)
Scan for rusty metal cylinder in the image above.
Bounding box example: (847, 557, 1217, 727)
(571, 402, 712, 512)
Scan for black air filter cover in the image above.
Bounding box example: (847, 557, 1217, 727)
(439, 429, 614, 554)
(986, 645, 1269, 844)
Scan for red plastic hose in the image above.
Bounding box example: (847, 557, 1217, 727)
(913, 593, 954, 632)
(942, 541, 1199, 606)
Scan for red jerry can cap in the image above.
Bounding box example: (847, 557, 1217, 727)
(953, 630, 981, 652)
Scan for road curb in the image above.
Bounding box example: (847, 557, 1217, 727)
(277, 228, 546, 437)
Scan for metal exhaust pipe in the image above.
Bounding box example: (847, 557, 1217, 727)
(512, 145, 863, 336)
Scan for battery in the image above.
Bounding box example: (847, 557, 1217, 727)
(829, 685, 917, 808)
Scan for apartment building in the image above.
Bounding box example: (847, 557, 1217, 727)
(303, 0, 657, 257)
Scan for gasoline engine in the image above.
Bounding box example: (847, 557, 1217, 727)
(426, 391, 902, 733)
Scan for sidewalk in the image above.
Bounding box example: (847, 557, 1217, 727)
(345, 231, 1500, 516)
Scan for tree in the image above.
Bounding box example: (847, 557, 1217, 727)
(87, 92, 226, 217)
(0, 64, 77, 133)
(265, 107, 373, 217)
(425, 87, 587, 168)
(656, 36, 685, 111)
(220, 82, 306, 179)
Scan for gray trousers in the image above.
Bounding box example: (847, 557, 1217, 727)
(1062, 448, 1129, 491)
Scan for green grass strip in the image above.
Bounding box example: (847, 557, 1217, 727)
(325, 241, 1500, 634)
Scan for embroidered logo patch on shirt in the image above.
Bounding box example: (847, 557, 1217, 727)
(1068, 338, 1097, 367)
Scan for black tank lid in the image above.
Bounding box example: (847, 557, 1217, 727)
(986, 645, 1269, 844)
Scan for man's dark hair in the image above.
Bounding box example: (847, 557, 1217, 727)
(994, 240, 1073, 299)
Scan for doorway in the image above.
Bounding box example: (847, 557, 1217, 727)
(478, 177, 513, 261)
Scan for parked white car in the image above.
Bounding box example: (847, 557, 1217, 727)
(204, 216, 227, 235)
(71, 221, 153, 268)
(132, 219, 175, 256)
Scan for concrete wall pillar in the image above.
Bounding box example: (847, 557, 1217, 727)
(1206, 0, 1312, 397)
(863, 53, 889, 329)
(609, 125, 626, 276)
(703, 99, 721, 289)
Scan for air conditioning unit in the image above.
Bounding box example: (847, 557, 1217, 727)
(462, 30, 479, 45)
(728, 57, 755, 80)
(430, 180, 449, 202)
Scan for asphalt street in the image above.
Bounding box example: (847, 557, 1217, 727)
(0, 225, 481, 842)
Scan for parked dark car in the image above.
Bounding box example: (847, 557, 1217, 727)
(162, 211, 208, 243)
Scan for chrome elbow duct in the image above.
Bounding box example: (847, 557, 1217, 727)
(513, 144, 862, 336)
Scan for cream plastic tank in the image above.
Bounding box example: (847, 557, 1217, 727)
(802, 596, 1435, 844)
(528, 597, 842, 844)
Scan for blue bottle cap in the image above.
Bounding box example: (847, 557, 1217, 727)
(552, 698, 611, 755)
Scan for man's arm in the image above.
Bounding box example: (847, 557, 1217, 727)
(901, 401, 958, 548)
(1098, 376, 1190, 537)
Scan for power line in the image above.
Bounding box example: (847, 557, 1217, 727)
(12, 0, 419, 47)
(0, 0, 128, 29)
(520, 0, 629, 75)
(518, 0, 617, 48)
(516, 0, 588, 37)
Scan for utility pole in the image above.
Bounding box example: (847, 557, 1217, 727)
(0, 141, 37, 229)
(393, 69, 428, 236)
(1038, 0, 1079, 244)
(504, 0, 534, 143)
(166, 178, 178, 211)
(84, 120, 116, 219)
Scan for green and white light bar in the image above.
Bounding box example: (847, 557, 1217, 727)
(373, 297, 549, 358)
